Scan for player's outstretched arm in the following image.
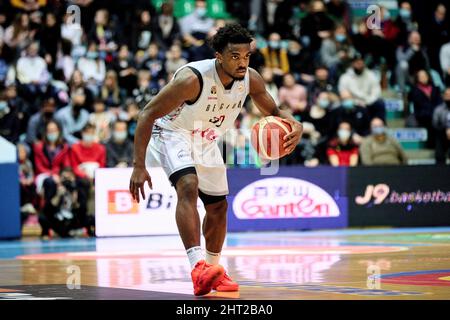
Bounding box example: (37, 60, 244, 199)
(129, 68, 200, 202)
(248, 68, 303, 154)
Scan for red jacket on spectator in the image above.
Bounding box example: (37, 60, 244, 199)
(70, 142, 106, 179)
(33, 141, 70, 176)
(326, 138, 359, 166)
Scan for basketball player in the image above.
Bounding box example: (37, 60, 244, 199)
(129, 24, 303, 296)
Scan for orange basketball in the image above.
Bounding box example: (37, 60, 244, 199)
(251, 116, 293, 160)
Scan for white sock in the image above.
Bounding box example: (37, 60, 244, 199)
(205, 250, 221, 265)
(186, 246, 203, 269)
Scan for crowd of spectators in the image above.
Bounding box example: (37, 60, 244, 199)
(0, 0, 449, 237)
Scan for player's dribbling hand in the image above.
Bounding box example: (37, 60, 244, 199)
(129, 167, 153, 203)
(281, 119, 303, 155)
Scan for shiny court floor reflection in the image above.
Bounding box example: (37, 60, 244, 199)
(0, 227, 450, 299)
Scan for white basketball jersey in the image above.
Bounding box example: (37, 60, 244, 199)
(154, 59, 250, 142)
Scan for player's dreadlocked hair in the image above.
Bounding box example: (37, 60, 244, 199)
(209, 23, 253, 53)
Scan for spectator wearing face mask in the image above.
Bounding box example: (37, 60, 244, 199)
(393, 1, 419, 47)
(338, 55, 386, 121)
(77, 42, 106, 91)
(33, 120, 70, 192)
(70, 123, 106, 181)
(0, 90, 20, 144)
(360, 118, 408, 165)
(432, 87, 450, 164)
(331, 90, 370, 145)
(408, 69, 442, 148)
(300, 0, 335, 52)
(287, 40, 315, 84)
(327, 121, 359, 166)
(105, 120, 133, 168)
(179, 0, 215, 61)
(54, 89, 90, 145)
(26, 98, 59, 145)
(320, 24, 356, 82)
(260, 32, 290, 77)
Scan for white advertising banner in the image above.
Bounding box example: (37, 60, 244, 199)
(95, 168, 205, 237)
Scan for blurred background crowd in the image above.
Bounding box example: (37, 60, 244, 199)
(0, 0, 449, 238)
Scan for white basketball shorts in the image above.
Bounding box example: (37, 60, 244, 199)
(146, 126, 229, 196)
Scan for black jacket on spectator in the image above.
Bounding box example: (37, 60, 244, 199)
(0, 104, 20, 144)
(300, 12, 335, 52)
(330, 105, 371, 137)
(409, 84, 442, 120)
(105, 139, 134, 167)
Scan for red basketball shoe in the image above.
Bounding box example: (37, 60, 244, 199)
(213, 272, 239, 292)
(191, 260, 225, 296)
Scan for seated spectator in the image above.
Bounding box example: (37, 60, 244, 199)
(261, 67, 280, 106)
(89, 99, 116, 143)
(99, 70, 125, 108)
(327, 121, 359, 166)
(305, 91, 338, 162)
(360, 118, 408, 165)
(408, 69, 442, 148)
(392, 1, 419, 47)
(141, 42, 166, 88)
(36, 12, 60, 72)
(432, 87, 450, 164)
(77, 42, 106, 93)
(352, 18, 394, 71)
(131, 9, 155, 52)
(179, 0, 215, 61)
(3, 13, 34, 58)
(55, 39, 75, 82)
(38, 166, 91, 238)
(331, 90, 370, 143)
(0, 89, 20, 144)
(16, 41, 50, 103)
(320, 23, 356, 82)
(278, 73, 308, 118)
(153, 3, 181, 51)
(396, 31, 430, 93)
(26, 98, 58, 145)
(33, 119, 70, 199)
(338, 55, 386, 121)
(54, 89, 90, 145)
(440, 38, 450, 86)
(125, 100, 140, 141)
(68, 69, 95, 113)
(260, 32, 290, 78)
(70, 123, 106, 181)
(105, 120, 134, 168)
(88, 9, 120, 59)
(282, 121, 319, 167)
(287, 40, 315, 84)
(424, 3, 449, 74)
(133, 69, 158, 109)
(165, 43, 187, 75)
(2, 83, 29, 138)
(307, 65, 337, 105)
(18, 142, 37, 225)
(300, 0, 335, 53)
(61, 12, 83, 52)
(113, 44, 137, 96)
